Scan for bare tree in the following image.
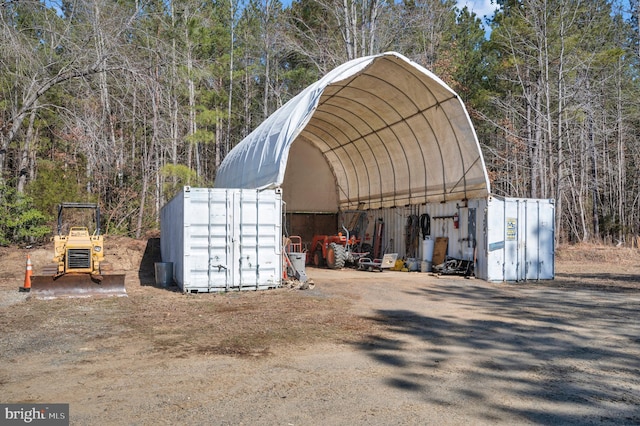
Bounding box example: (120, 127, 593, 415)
(0, 0, 143, 183)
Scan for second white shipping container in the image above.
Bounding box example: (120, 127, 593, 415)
(160, 187, 282, 293)
(480, 195, 555, 282)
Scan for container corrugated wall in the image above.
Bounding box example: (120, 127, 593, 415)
(160, 187, 282, 293)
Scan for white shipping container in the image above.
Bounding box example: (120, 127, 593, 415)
(480, 195, 555, 282)
(160, 187, 283, 293)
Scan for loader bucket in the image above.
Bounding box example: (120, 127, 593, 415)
(30, 273, 127, 300)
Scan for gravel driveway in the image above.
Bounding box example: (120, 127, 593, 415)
(1, 243, 639, 425)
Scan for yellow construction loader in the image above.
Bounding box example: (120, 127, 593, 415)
(31, 202, 126, 299)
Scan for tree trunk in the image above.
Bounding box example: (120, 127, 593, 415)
(17, 107, 38, 194)
(616, 59, 625, 242)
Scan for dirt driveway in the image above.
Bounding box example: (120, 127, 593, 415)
(1, 241, 640, 425)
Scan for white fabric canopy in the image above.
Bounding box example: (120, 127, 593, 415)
(215, 52, 490, 210)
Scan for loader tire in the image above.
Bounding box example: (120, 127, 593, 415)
(326, 243, 346, 269)
(313, 248, 324, 267)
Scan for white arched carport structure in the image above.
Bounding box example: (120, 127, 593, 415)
(161, 53, 554, 288)
(215, 52, 490, 212)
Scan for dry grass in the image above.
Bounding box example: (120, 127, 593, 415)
(556, 243, 640, 265)
(0, 286, 375, 361)
(125, 290, 373, 358)
(553, 244, 640, 292)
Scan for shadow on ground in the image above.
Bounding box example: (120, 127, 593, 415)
(352, 280, 640, 424)
(553, 272, 640, 292)
(138, 237, 161, 285)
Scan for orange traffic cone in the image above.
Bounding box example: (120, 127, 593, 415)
(19, 254, 33, 292)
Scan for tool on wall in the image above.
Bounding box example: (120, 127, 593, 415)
(405, 214, 420, 258)
(420, 213, 431, 239)
(373, 218, 384, 259)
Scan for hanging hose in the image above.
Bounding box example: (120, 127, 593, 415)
(420, 213, 431, 240)
(405, 215, 420, 258)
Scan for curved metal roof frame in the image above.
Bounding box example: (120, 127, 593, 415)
(215, 52, 490, 210)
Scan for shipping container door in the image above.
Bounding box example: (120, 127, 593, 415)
(206, 189, 232, 291)
(182, 189, 231, 292)
(523, 200, 538, 280)
(486, 197, 526, 281)
(234, 190, 281, 290)
(486, 197, 504, 281)
(503, 199, 522, 281)
(524, 200, 555, 280)
(189, 189, 281, 292)
(486, 196, 555, 282)
(540, 201, 555, 279)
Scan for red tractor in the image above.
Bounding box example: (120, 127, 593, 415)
(307, 211, 373, 269)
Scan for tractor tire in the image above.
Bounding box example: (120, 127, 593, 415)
(326, 243, 346, 269)
(313, 249, 324, 267)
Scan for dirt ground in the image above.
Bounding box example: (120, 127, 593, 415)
(1, 238, 640, 425)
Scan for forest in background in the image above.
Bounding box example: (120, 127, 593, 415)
(1, 0, 639, 245)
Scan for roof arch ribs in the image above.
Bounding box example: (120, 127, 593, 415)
(307, 110, 380, 206)
(312, 108, 409, 208)
(214, 52, 490, 210)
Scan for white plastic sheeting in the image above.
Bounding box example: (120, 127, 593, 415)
(215, 52, 490, 210)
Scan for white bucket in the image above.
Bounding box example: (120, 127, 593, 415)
(422, 237, 435, 262)
(407, 258, 420, 271)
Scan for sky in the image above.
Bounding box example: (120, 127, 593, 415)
(41, 0, 501, 33)
(458, 0, 499, 18)
(457, 0, 500, 28)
